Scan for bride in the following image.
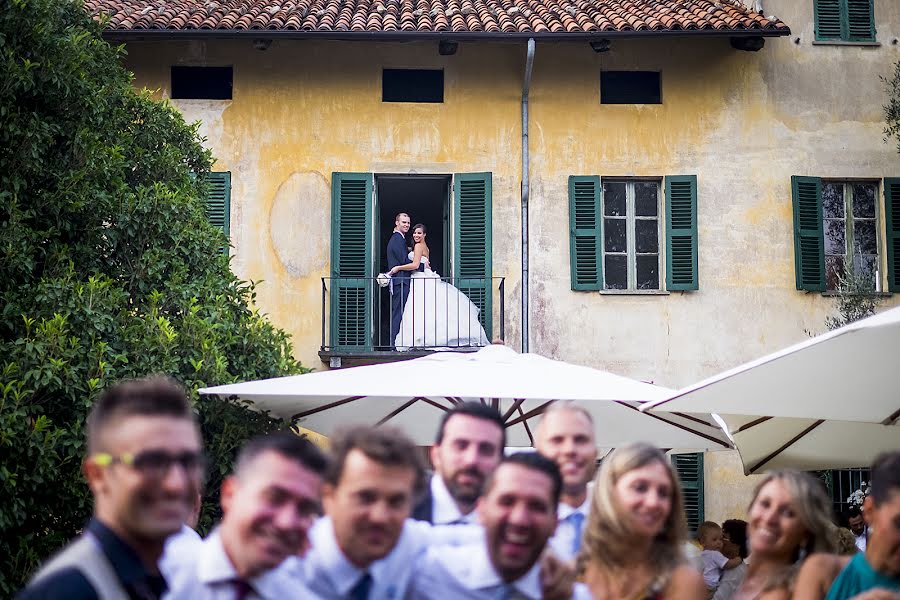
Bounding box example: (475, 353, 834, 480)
(388, 223, 490, 350)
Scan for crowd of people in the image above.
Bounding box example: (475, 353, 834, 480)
(16, 376, 900, 600)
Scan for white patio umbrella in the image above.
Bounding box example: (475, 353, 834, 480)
(641, 306, 900, 474)
(200, 344, 729, 450)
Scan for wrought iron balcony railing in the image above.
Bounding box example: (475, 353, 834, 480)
(321, 276, 505, 353)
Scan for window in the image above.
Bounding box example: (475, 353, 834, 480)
(382, 69, 444, 103)
(205, 172, 231, 254)
(823, 182, 878, 291)
(672, 453, 704, 534)
(600, 71, 661, 104)
(602, 181, 661, 290)
(815, 0, 875, 42)
(171, 67, 233, 100)
(569, 175, 698, 292)
(792, 177, 900, 293)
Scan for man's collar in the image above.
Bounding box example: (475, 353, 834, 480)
(310, 517, 389, 595)
(430, 475, 477, 525)
(197, 529, 296, 598)
(557, 487, 591, 519)
(88, 518, 168, 594)
(445, 542, 542, 599)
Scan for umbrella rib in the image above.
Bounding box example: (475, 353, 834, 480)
(502, 399, 525, 423)
(517, 404, 535, 446)
(505, 400, 555, 428)
(748, 419, 825, 474)
(882, 407, 900, 426)
(291, 396, 366, 420)
(376, 398, 419, 426)
(615, 402, 730, 448)
(735, 416, 773, 434)
(444, 397, 460, 406)
(422, 397, 453, 412)
(491, 398, 500, 411)
(672, 412, 718, 428)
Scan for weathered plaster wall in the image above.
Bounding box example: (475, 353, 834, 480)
(121, 0, 900, 517)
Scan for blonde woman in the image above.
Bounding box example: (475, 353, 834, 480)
(582, 442, 706, 600)
(731, 470, 837, 600)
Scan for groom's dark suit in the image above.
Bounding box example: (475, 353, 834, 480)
(387, 230, 411, 343)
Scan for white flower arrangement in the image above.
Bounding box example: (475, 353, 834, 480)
(847, 481, 869, 509)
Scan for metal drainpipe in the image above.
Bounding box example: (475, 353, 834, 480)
(521, 38, 535, 354)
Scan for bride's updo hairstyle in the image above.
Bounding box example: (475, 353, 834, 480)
(582, 442, 687, 574)
(413, 223, 427, 235)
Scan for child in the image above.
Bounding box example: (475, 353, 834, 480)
(698, 521, 742, 597)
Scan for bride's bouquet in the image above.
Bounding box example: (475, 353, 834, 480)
(376, 272, 391, 288)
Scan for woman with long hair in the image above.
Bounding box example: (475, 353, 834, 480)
(582, 442, 706, 600)
(730, 470, 836, 600)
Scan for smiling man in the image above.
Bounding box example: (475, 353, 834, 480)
(20, 377, 203, 600)
(412, 402, 506, 525)
(535, 402, 598, 561)
(406, 453, 592, 600)
(164, 431, 327, 599)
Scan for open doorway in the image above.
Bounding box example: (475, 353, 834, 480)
(375, 174, 451, 348)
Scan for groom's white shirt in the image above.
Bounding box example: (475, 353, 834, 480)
(430, 475, 479, 525)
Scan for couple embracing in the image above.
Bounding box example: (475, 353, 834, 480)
(386, 212, 489, 350)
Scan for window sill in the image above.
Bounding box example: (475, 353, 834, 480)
(598, 289, 671, 296)
(820, 291, 893, 297)
(811, 40, 880, 47)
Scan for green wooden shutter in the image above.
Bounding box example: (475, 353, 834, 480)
(330, 172, 373, 350)
(815, 0, 842, 40)
(791, 176, 825, 291)
(568, 176, 602, 291)
(672, 453, 704, 535)
(665, 175, 698, 291)
(205, 172, 231, 255)
(453, 173, 492, 338)
(884, 178, 900, 292)
(846, 0, 875, 41)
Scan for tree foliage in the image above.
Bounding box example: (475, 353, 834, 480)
(884, 61, 900, 155)
(0, 0, 309, 593)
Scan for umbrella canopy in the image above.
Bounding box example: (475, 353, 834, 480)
(642, 306, 900, 473)
(200, 345, 729, 450)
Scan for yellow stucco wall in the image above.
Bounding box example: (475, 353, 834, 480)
(120, 0, 900, 519)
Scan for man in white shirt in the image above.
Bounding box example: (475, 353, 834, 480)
(411, 402, 505, 525)
(165, 431, 327, 599)
(847, 506, 868, 552)
(405, 452, 592, 600)
(535, 402, 598, 561)
(300, 425, 429, 600)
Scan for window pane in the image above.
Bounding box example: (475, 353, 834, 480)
(635, 183, 658, 216)
(852, 184, 876, 218)
(852, 255, 878, 290)
(604, 218, 627, 253)
(604, 255, 627, 289)
(853, 220, 877, 255)
(822, 183, 844, 219)
(825, 255, 846, 291)
(636, 255, 660, 290)
(635, 219, 659, 253)
(603, 183, 626, 216)
(824, 219, 846, 255)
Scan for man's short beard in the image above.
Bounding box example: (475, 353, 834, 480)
(445, 469, 485, 505)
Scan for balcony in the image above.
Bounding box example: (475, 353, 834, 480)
(319, 276, 505, 367)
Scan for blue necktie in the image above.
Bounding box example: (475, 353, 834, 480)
(569, 511, 585, 555)
(495, 584, 514, 600)
(350, 572, 372, 600)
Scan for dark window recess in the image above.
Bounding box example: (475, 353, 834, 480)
(382, 69, 444, 103)
(601, 71, 662, 104)
(171, 66, 233, 100)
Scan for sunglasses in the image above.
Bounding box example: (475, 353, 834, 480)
(91, 449, 206, 479)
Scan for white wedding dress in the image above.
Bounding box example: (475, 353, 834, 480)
(394, 253, 490, 350)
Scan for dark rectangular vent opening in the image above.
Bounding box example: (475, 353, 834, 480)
(601, 71, 661, 104)
(171, 66, 233, 100)
(382, 69, 444, 103)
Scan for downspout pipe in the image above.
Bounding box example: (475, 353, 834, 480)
(521, 38, 535, 354)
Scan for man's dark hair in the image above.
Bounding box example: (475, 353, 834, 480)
(486, 452, 562, 507)
(722, 519, 749, 559)
(846, 505, 863, 520)
(325, 425, 426, 497)
(86, 376, 196, 453)
(870, 450, 900, 505)
(235, 430, 329, 477)
(435, 402, 506, 449)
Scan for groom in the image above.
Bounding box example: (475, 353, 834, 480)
(387, 212, 412, 344)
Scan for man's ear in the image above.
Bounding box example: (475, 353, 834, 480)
(321, 482, 336, 516)
(863, 496, 875, 524)
(220, 476, 238, 515)
(83, 457, 106, 496)
(429, 445, 440, 472)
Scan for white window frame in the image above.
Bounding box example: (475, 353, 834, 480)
(601, 178, 662, 292)
(822, 180, 882, 293)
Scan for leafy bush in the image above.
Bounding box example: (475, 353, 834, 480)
(0, 0, 308, 593)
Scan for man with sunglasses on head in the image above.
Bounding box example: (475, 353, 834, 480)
(19, 377, 205, 600)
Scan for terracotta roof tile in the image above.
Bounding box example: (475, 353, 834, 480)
(88, 0, 789, 36)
